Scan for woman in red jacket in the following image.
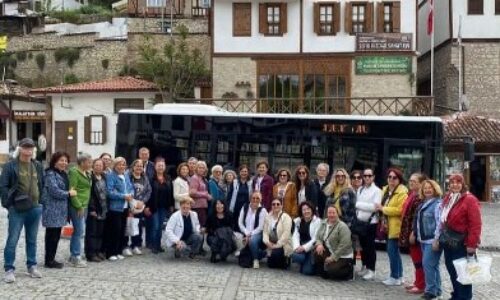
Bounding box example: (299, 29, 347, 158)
(439, 173, 482, 300)
(252, 161, 274, 211)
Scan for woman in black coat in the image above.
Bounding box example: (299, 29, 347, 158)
(206, 199, 235, 263)
(294, 165, 319, 210)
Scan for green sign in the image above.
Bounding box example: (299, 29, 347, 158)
(355, 56, 411, 75)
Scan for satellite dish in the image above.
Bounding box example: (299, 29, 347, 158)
(38, 134, 47, 152)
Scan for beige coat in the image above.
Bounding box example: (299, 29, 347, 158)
(263, 212, 293, 256)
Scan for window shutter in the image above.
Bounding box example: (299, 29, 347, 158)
(259, 3, 266, 34)
(333, 3, 341, 34)
(344, 2, 352, 34)
(101, 115, 107, 144)
(233, 3, 252, 36)
(366, 2, 374, 32)
(280, 3, 287, 34)
(392, 1, 401, 33)
(313, 2, 320, 34)
(84, 116, 90, 144)
(376, 2, 384, 32)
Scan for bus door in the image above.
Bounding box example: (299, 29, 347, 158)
(383, 139, 429, 181)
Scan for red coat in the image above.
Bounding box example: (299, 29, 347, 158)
(442, 192, 482, 249)
(252, 174, 274, 211)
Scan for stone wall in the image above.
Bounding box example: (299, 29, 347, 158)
(127, 17, 209, 34)
(212, 57, 257, 101)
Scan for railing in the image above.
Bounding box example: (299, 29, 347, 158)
(175, 97, 434, 116)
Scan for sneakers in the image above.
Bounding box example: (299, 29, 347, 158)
(253, 259, 260, 269)
(28, 266, 42, 278)
(108, 256, 118, 261)
(117, 254, 125, 260)
(45, 260, 64, 269)
(88, 255, 102, 263)
(382, 277, 402, 286)
(122, 248, 133, 257)
(97, 253, 106, 260)
(174, 249, 181, 258)
(68, 256, 87, 268)
(4, 270, 15, 283)
(421, 293, 441, 300)
(234, 250, 240, 257)
(356, 266, 368, 276)
(407, 286, 425, 294)
(362, 270, 375, 280)
(132, 247, 142, 255)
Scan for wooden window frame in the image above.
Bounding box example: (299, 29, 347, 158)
(113, 98, 144, 114)
(192, 0, 208, 17)
(267, 4, 281, 36)
(345, 1, 373, 35)
(233, 3, 252, 37)
(376, 1, 400, 33)
(319, 3, 334, 35)
(383, 3, 392, 33)
(259, 3, 287, 36)
(84, 115, 107, 145)
(468, 0, 483, 15)
(495, 0, 500, 15)
(314, 2, 340, 36)
(352, 3, 367, 33)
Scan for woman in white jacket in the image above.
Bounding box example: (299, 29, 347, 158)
(291, 201, 321, 275)
(173, 163, 190, 210)
(164, 197, 202, 258)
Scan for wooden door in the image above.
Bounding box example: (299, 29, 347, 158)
(55, 121, 78, 160)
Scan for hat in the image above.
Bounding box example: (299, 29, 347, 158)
(18, 138, 36, 148)
(449, 173, 465, 184)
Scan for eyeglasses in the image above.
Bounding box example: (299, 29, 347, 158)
(388, 175, 398, 180)
(363, 174, 373, 178)
(351, 176, 362, 180)
(298, 171, 307, 175)
(272, 202, 282, 206)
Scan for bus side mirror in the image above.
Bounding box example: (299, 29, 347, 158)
(464, 138, 475, 162)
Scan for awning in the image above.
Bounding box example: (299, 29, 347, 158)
(0, 101, 10, 119)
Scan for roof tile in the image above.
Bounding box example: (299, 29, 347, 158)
(442, 113, 500, 145)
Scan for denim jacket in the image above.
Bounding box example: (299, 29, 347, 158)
(414, 197, 442, 244)
(0, 158, 44, 208)
(106, 170, 134, 212)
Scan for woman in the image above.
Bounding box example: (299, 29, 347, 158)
(164, 197, 203, 259)
(350, 170, 363, 193)
(42, 151, 75, 269)
(412, 179, 443, 300)
(314, 163, 330, 218)
(206, 199, 235, 263)
(313, 205, 353, 280)
(173, 162, 190, 210)
(238, 191, 268, 269)
(440, 173, 481, 300)
(324, 168, 356, 228)
(228, 165, 253, 231)
(105, 157, 134, 261)
(355, 168, 381, 280)
(291, 201, 321, 275)
(399, 173, 427, 294)
(375, 168, 408, 286)
(273, 168, 297, 218)
(85, 159, 108, 263)
(123, 159, 151, 256)
(189, 160, 212, 228)
(145, 157, 174, 254)
(68, 153, 93, 268)
(208, 165, 225, 216)
(221, 169, 237, 199)
(263, 198, 293, 269)
(99, 153, 113, 174)
(252, 161, 274, 211)
(294, 165, 318, 209)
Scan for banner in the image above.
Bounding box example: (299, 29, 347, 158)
(355, 56, 412, 75)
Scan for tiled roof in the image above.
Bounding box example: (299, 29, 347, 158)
(442, 113, 500, 145)
(0, 80, 31, 99)
(30, 76, 157, 94)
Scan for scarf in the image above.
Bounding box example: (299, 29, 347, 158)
(441, 192, 461, 223)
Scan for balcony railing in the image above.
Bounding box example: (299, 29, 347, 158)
(176, 97, 434, 116)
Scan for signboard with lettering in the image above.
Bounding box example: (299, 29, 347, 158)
(322, 123, 370, 135)
(355, 56, 412, 75)
(13, 110, 46, 121)
(356, 33, 412, 52)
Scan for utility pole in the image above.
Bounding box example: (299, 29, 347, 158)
(458, 15, 463, 111)
(168, 0, 174, 102)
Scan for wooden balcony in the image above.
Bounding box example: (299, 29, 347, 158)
(176, 96, 434, 116)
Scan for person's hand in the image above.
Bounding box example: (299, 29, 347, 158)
(466, 247, 476, 255)
(77, 208, 84, 218)
(375, 203, 383, 211)
(325, 256, 335, 265)
(265, 242, 273, 249)
(432, 240, 440, 252)
(89, 211, 98, 217)
(124, 194, 133, 202)
(135, 200, 144, 210)
(69, 188, 77, 197)
(176, 241, 185, 250)
(295, 246, 305, 253)
(143, 207, 151, 217)
(409, 232, 416, 245)
(315, 244, 325, 255)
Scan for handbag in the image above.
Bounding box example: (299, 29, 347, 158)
(375, 218, 388, 241)
(439, 225, 466, 250)
(268, 213, 283, 244)
(14, 162, 34, 212)
(453, 254, 492, 285)
(351, 212, 375, 236)
(125, 217, 140, 236)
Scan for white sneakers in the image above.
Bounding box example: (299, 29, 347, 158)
(28, 266, 42, 278)
(362, 270, 375, 280)
(68, 256, 87, 268)
(132, 247, 142, 255)
(382, 277, 402, 286)
(356, 266, 367, 277)
(122, 248, 133, 257)
(117, 254, 125, 260)
(253, 259, 260, 269)
(109, 256, 118, 261)
(4, 270, 15, 283)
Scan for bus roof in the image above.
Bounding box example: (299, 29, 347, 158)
(119, 103, 443, 123)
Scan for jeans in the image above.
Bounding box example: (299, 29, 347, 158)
(69, 206, 87, 257)
(444, 246, 472, 300)
(4, 205, 42, 271)
(387, 238, 403, 279)
(421, 243, 442, 296)
(248, 232, 265, 260)
(151, 208, 168, 251)
(178, 233, 203, 256)
(291, 251, 315, 275)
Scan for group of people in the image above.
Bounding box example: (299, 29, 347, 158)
(0, 138, 482, 300)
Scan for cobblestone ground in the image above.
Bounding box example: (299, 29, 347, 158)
(0, 208, 498, 300)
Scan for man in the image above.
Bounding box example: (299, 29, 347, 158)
(314, 163, 330, 218)
(138, 147, 154, 181)
(0, 138, 45, 283)
(187, 157, 198, 179)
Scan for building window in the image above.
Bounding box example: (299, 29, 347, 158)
(233, 3, 252, 36)
(468, 0, 483, 15)
(147, 0, 165, 8)
(496, 0, 500, 15)
(377, 1, 400, 33)
(192, 0, 208, 17)
(114, 99, 144, 114)
(259, 3, 287, 36)
(304, 74, 346, 113)
(259, 74, 299, 112)
(314, 2, 340, 35)
(320, 4, 333, 34)
(383, 3, 392, 33)
(352, 3, 366, 33)
(84, 115, 107, 145)
(0, 118, 6, 141)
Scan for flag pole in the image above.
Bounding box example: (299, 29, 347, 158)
(430, 1, 435, 97)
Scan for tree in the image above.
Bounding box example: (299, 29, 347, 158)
(136, 25, 209, 102)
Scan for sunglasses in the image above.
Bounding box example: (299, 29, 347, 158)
(298, 171, 307, 175)
(272, 202, 282, 206)
(351, 176, 362, 180)
(363, 174, 373, 178)
(388, 175, 399, 180)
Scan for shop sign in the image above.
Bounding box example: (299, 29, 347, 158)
(355, 56, 412, 75)
(356, 33, 413, 52)
(322, 123, 370, 135)
(13, 110, 46, 121)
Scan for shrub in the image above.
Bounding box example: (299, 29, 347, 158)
(101, 59, 109, 70)
(64, 73, 79, 84)
(35, 53, 46, 71)
(16, 51, 27, 61)
(119, 64, 138, 76)
(54, 47, 80, 68)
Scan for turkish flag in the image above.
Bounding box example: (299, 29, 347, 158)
(427, 0, 434, 35)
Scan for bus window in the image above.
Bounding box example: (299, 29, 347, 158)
(388, 146, 424, 180)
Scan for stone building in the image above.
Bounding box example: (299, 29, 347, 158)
(417, 0, 500, 117)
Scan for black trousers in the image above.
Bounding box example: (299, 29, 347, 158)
(85, 216, 105, 258)
(45, 227, 62, 263)
(267, 248, 288, 269)
(104, 210, 127, 258)
(314, 249, 353, 281)
(358, 223, 377, 271)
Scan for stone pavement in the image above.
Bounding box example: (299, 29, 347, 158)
(0, 208, 499, 300)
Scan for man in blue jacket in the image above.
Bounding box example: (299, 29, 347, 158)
(0, 138, 45, 283)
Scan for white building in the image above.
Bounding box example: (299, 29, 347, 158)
(212, 0, 423, 115)
(30, 76, 158, 160)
